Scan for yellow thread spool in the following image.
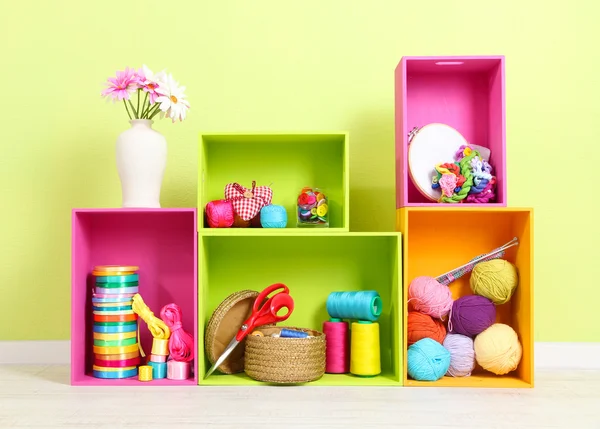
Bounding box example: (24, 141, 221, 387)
(139, 365, 153, 382)
(251, 331, 264, 337)
(350, 321, 381, 377)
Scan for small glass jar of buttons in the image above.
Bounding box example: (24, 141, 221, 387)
(296, 187, 329, 227)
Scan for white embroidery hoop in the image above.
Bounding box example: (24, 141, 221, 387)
(407, 123, 491, 202)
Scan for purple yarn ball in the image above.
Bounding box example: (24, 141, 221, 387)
(449, 295, 496, 337)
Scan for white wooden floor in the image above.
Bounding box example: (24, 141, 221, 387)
(0, 366, 599, 428)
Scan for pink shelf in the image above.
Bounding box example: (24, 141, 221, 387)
(71, 208, 197, 386)
(395, 56, 507, 207)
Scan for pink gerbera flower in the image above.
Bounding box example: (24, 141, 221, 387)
(139, 64, 165, 104)
(101, 67, 138, 101)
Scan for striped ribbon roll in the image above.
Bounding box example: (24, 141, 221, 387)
(92, 305, 133, 311)
(93, 321, 137, 327)
(94, 351, 139, 360)
(93, 331, 136, 341)
(92, 296, 135, 303)
(92, 270, 135, 277)
(93, 337, 137, 347)
(95, 281, 139, 288)
(95, 273, 139, 283)
(92, 310, 135, 316)
(93, 313, 138, 323)
(94, 356, 141, 367)
(93, 367, 138, 379)
(93, 344, 139, 355)
(93, 324, 137, 333)
(95, 286, 139, 295)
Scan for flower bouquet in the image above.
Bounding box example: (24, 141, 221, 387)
(101, 65, 190, 208)
(102, 65, 190, 122)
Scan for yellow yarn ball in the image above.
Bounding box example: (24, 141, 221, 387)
(470, 259, 518, 304)
(474, 323, 522, 375)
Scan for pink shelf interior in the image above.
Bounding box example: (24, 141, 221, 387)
(396, 56, 506, 207)
(71, 209, 197, 386)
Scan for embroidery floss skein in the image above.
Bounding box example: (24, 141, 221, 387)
(326, 291, 382, 322)
(407, 338, 451, 381)
(443, 334, 476, 377)
(350, 322, 381, 377)
(474, 323, 522, 375)
(470, 259, 519, 305)
(407, 311, 446, 345)
(408, 277, 453, 319)
(323, 319, 349, 373)
(160, 303, 194, 363)
(448, 295, 496, 337)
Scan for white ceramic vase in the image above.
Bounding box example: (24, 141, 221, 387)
(116, 119, 167, 208)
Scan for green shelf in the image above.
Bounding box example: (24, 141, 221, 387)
(198, 232, 402, 386)
(200, 372, 401, 387)
(198, 132, 349, 232)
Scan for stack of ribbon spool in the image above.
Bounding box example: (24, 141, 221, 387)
(92, 265, 141, 379)
(322, 290, 382, 377)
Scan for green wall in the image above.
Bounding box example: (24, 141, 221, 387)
(1, 0, 598, 341)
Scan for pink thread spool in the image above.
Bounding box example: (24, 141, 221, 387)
(323, 319, 349, 373)
(205, 200, 234, 228)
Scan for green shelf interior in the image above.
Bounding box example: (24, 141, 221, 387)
(198, 133, 349, 231)
(198, 232, 402, 386)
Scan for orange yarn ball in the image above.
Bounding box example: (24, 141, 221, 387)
(407, 311, 447, 346)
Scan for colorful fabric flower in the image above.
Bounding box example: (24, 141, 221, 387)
(101, 67, 138, 101)
(155, 73, 190, 122)
(139, 64, 166, 104)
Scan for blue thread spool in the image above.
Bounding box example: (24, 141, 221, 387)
(260, 205, 287, 228)
(279, 329, 309, 338)
(148, 360, 167, 379)
(326, 291, 382, 322)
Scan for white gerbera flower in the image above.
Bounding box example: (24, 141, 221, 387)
(155, 73, 190, 122)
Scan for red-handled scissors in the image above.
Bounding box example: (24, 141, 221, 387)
(205, 283, 294, 378)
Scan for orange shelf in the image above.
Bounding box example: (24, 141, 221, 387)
(397, 207, 534, 388)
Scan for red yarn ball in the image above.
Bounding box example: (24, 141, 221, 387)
(407, 311, 447, 346)
(205, 200, 234, 228)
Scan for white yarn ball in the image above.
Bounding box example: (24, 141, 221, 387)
(443, 333, 476, 377)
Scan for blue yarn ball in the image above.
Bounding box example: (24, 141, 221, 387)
(407, 338, 451, 381)
(260, 205, 287, 228)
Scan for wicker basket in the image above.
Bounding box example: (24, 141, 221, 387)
(244, 326, 326, 384)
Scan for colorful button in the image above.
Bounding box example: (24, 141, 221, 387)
(317, 204, 328, 217)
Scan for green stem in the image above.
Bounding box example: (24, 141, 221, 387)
(123, 100, 132, 120)
(136, 90, 141, 119)
(140, 92, 149, 118)
(128, 99, 138, 119)
(148, 104, 162, 120)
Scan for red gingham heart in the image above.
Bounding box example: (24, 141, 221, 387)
(225, 181, 273, 221)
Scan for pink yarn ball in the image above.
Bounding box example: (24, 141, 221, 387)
(205, 200, 234, 228)
(408, 276, 453, 319)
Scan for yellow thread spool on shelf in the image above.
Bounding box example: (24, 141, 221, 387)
(139, 365, 153, 382)
(350, 321, 381, 377)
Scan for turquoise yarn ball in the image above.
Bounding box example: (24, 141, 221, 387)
(407, 337, 451, 381)
(260, 205, 287, 228)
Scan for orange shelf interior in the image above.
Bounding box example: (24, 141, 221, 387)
(398, 207, 534, 388)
